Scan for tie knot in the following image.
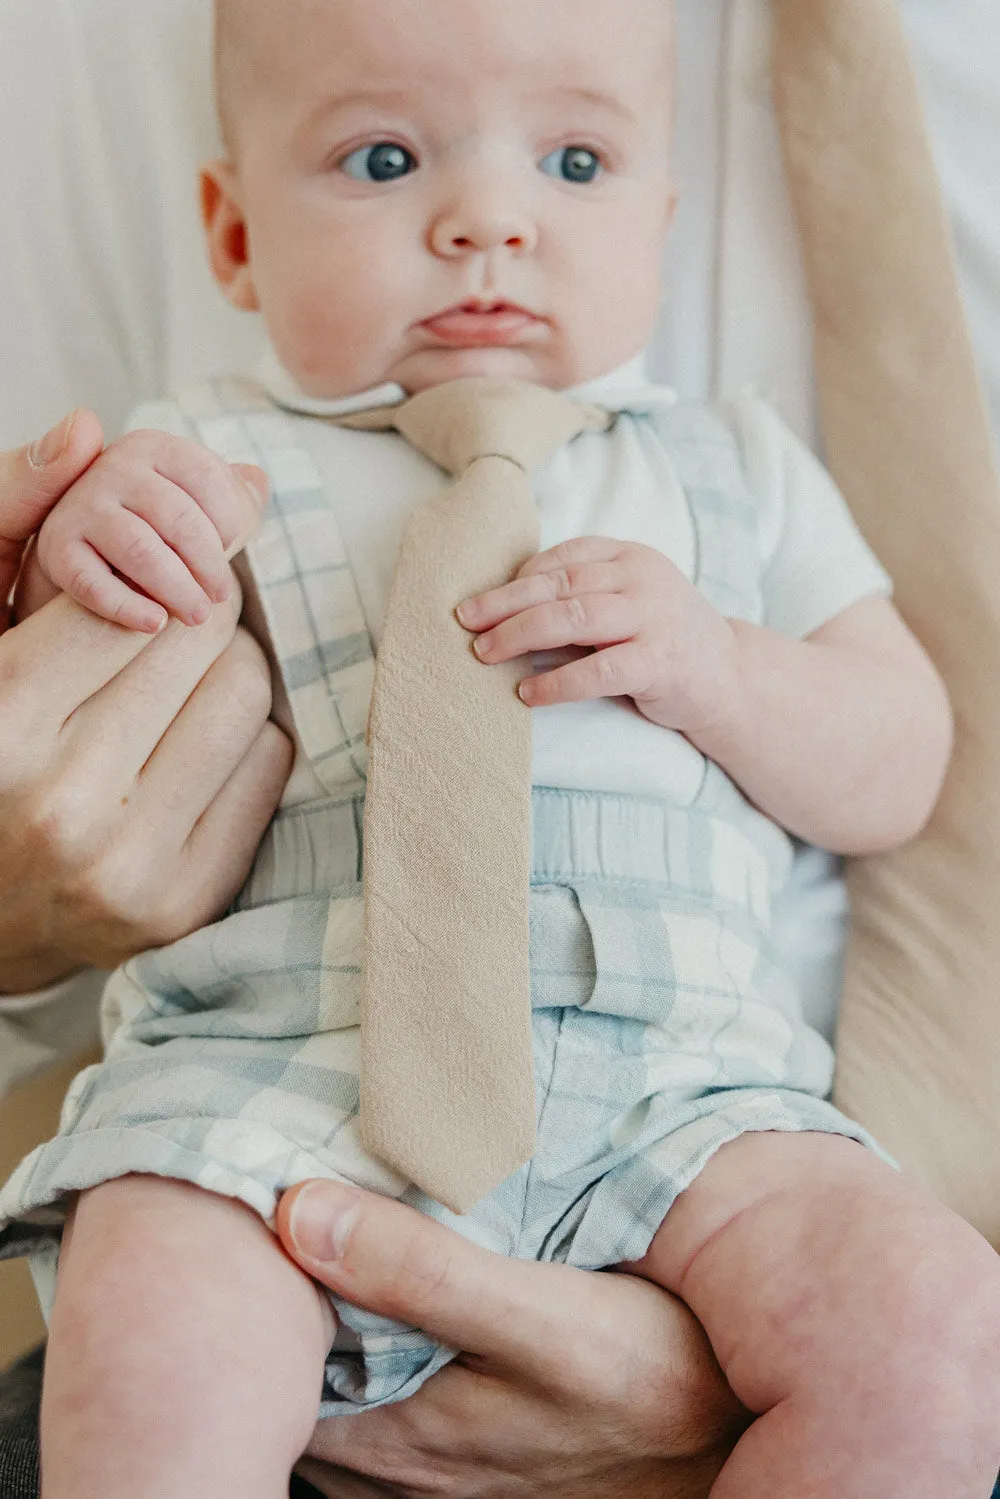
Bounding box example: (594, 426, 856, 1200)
(340, 377, 610, 475)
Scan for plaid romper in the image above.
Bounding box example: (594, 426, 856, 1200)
(0, 378, 880, 1414)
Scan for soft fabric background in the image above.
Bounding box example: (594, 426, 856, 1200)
(0, 0, 998, 1365)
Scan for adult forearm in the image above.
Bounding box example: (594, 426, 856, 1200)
(692, 606, 952, 855)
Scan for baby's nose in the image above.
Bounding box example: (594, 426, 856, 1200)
(430, 188, 538, 258)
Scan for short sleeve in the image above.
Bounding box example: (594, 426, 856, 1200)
(732, 393, 893, 639)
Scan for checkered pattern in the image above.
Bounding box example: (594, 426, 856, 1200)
(0, 381, 881, 1415)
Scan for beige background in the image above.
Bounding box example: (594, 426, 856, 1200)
(0, 1056, 97, 1368)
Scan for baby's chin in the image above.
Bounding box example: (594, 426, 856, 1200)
(386, 345, 607, 395)
(287, 336, 646, 400)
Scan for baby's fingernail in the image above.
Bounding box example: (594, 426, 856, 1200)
(236, 465, 270, 506)
(29, 411, 76, 469)
(473, 633, 493, 659)
(288, 1182, 361, 1263)
(134, 612, 166, 635)
(518, 680, 536, 703)
(190, 599, 213, 625)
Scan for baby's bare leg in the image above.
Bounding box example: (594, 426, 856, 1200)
(41, 1176, 332, 1499)
(628, 1133, 1000, 1499)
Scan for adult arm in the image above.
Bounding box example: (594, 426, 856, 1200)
(0, 411, 292, 996)
(278, 1182, 746, 1498)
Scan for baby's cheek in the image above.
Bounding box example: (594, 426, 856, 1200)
(268, 259, 404, 398)
(267, 300, 350, 394)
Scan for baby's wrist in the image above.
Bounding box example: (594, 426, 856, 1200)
(681, 618, 751, 761)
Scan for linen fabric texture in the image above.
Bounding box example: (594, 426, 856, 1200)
(0, 378, 888, 1414)
(350, 380, 611, 1213)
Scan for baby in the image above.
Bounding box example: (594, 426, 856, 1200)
(4, 0, 1000, 1494)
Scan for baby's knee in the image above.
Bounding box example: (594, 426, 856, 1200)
(57, 1174, 275, 1317)
(841, 1208, 1000, 1478)
(892, 1221, 1000, 1386)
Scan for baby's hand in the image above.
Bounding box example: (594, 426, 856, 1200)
(36, 430, 256, 633)
(457, 537, 739, 736)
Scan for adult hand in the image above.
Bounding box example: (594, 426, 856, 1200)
(0, 411, 292, 995)
(0, 410, 105, 631)
(278, 1182, 747, 1499)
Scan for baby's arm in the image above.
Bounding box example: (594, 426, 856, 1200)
(460, 538, 951, 856)
(687, 591, 952, 854)
(35, 429, 248, 632)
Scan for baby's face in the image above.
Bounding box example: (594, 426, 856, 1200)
(206, 0, 677, 396)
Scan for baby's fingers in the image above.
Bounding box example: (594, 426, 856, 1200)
(85, 508, 215, 626)
(458, 560, 625, 632)
(519, 642, 644, 706)
(124, 475, 232, 604)
(44, 538, 168, 634)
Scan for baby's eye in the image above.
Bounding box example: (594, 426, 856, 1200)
(538, 147, 602, 185)
(341, 142, 418, 183)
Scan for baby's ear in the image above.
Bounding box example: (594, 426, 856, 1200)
(200, 161, 261, 313)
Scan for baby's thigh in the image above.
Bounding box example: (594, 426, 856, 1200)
(56, 1176, 333, 1352)
(628, 1132, 1000, 1419)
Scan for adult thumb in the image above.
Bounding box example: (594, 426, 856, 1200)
(0, 409, 104, 610)
(277, 1178, 591, 1377)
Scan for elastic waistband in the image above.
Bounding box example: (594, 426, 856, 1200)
(235, 784, 786, 915)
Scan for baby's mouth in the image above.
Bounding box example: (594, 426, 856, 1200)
(419, 301, 545, 347)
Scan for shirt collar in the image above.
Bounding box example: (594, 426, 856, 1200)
(256, 343, 678, 420)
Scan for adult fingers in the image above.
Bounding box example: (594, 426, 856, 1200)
(177, 720, 293, 918)
(127, 627, 281, 833)
(0, 409, 104, 615)
(279, 1180, 634, 1382)
(303, 1361, 541, 1487)
(1, 591, 165, 737)
(41, 641, 291, 967)
(0, 409, 105, 538)
(61, 595, 246, 797)
(296, 1464, 398, 1499)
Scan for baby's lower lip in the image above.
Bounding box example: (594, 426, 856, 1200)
(420, 306, 543, 346)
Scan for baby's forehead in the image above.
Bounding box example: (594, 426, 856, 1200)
(216, 0, 674, 131)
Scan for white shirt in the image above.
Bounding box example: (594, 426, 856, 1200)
(245, 349, 890, 805)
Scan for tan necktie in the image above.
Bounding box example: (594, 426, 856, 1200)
(773, 1, 1000, 1242)
(341, 378, 609, 1214)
